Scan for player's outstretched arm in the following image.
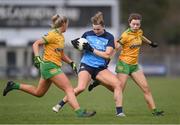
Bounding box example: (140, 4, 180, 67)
(142, 36, 158, 48)
(62, 53, 78, 74)
(32, 39, 45, 68)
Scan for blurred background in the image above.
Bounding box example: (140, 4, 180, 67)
(0, 0, 179, 78)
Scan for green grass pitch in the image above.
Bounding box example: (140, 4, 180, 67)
(0, 77, 180, 124)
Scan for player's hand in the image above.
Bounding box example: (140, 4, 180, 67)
(69, 61, 78, 74)
(71, 38, 80, 49)
(33, 56, 44, 69)
(149, 42, 158, 48)
(83, 42, 94, 52)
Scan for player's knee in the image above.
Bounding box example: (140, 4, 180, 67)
(143, 86, 151, 94)
(65, 87, 75, 94)
(113, 81, 122, 91)
(116, 79, 122, 88)
(35, 92, 45, 97)
(76, 86, 86, 93)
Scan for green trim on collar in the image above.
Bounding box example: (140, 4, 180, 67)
(42, 37, 48, 44)
(126, 28, 133, 33)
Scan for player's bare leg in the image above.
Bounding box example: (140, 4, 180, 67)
(50, 73, 96, 117)
(3, 78, 51, 97)
(131, 70, 164, 116)
(96, 69, 125, 117)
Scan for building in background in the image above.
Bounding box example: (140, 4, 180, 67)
(0, 0, 120, 78)
(1, 0, 179, 78)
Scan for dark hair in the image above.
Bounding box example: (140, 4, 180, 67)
(128, 13, 142, 23)
(51, 14, 68, 28)
(91, 11, 104, 26)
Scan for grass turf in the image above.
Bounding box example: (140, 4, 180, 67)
(0, 77, 180, 124)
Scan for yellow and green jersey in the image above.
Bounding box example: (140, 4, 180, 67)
(42, 29, 65, 67)
(118, 28, 143, 65)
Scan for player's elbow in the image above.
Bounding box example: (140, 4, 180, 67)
(103, 48, 114, 59)
(34, 91, 45, 98)
(32, 40, 38, 49)
(104, 53, 111, 59)
(32, 40, 42, 49)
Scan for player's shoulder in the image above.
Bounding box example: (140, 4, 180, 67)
(138, 29, 143, 35)
(45, 29, 57, 36)
(105, 30, 114, 38)
(50, 29, 60, 34)
(84, 30, 94, 35)
(105, 32, 114, 42)
(121, 29, 130, 38)
(82, 30, 95, 38)
(124, 28, 131, 34)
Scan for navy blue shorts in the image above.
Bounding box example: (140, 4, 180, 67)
(79, 63, 107, 80)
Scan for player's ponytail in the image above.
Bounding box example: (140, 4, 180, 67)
(91, 11, 104, 26)
(51, 14, 68, 28)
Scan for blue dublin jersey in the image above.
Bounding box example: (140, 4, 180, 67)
(81, 30, 114, 68)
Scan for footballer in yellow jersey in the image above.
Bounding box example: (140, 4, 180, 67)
(3, 14, 96, 117)
(116, 13, 164, 116)
(42, 29, 65, 67)
(118, 28, 143, 65)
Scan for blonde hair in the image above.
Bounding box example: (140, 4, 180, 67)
(51, 14, 68, 28)
(91, 11, 104, 26)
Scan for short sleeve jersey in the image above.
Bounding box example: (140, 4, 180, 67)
(42, 29, 64, 66)
(81, 30, 115, 68)
(118, 28, 143, 65)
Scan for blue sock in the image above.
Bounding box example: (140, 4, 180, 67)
(116, 107, 123, 114)
(58, 100, 66, 107)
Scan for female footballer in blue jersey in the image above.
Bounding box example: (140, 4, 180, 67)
(52, 11, 125, 117)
